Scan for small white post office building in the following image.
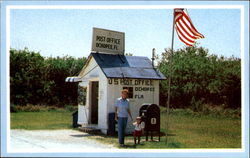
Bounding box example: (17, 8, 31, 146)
(65, 28, 166, 134)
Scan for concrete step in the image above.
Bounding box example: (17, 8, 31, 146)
(78, 126, 101, 135)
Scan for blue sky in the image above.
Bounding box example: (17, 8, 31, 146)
(10, 7, 241, 59)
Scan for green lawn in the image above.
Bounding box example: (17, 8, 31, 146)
(160, 109, 241, 148)
(10, 108, 241, 148)
(88, 108, 241, 149)
(11, 111, 72, 130)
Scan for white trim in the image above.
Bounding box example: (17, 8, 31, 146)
(7, 5, 243, 10)
(6, 5, 11, 153)
(5, 4, 246, 154)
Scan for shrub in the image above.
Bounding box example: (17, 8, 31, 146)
(10, 104, 18, 113)
(9, 104, 77, 112)
(65, 105, 78, 112)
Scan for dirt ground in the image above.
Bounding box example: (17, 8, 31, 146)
(10, 129, 116, 152)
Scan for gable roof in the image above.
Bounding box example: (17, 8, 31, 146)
(91, 53, 166, 80)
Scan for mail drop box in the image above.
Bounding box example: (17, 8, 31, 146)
(139, 103, 160, 141)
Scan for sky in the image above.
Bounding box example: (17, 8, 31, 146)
(10, 6, 241, 59)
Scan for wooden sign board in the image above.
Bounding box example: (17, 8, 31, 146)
(91, 27, 125, 55)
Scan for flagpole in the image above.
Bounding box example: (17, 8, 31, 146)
(166, 8, 175, 145)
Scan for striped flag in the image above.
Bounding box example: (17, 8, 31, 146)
(174, 8, 204, 46)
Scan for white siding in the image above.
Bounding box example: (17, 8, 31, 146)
(79, 57, 99, 78)
(77, 58, 100, 126)
(97, 70, 108, 134)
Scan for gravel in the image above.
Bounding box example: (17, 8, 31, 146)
(10, 129, 115, 152)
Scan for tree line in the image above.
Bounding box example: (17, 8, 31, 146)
(158, 46, 241, 109)
(10, 46, 241, 109)
(10, 48, 87, 106)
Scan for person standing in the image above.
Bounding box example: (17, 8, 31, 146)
(132, 116, 145, 145)
(115, 89, 133, 147)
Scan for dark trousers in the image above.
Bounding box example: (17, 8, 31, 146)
(118, 117, 128, 144)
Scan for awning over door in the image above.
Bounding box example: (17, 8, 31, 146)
(65, 76, 82, 82)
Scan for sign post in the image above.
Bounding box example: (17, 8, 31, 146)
(91, 28, 125, 55)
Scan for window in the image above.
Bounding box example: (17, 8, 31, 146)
(78, 86, 87, 106)
(123, 87, 133, 98)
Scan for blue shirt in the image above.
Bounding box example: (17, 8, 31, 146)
(115, 97, 130, 118)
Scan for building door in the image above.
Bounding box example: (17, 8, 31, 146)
(91, 81, 99, 124)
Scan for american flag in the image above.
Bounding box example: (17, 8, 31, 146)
(174, 8, 204, 46)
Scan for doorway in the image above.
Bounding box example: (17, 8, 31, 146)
(90, 81, 99, 124)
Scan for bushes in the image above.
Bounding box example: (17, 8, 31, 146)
(158, 45, 241, 110)
(11, 104, 51, 112)
(10, 48, 87, 106)
(166, 106, 241, 119)
(10, 104, 78, 112)
(10, 48, 47, 105)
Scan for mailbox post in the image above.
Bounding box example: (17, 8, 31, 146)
(139, 104, 160, 141)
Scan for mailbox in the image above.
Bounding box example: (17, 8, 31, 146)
(139, 103, 160, 141)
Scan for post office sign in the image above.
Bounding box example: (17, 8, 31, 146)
(91, 27, 125, 55)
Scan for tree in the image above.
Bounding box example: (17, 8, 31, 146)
(10, 48, 47, 105)
(10, 48, 87, 106)
(157, 46, 241, 109)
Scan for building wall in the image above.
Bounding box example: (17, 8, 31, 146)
(78, 56, 98, 77)
(106, 78, 160, 133)
(97, 70, 108, 133)
(78, 57, 99, 125)
(77, 57, 109, 134)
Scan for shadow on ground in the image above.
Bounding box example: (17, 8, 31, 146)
(70, 134, 93, 137)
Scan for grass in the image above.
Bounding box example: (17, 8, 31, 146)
(10, 104, 78, 113)
(87, 134, 183, 149)
(87, 108, 241, 149)
(10, 106, 241, 148)
(11, 111, 73, 130)
(161, 108, 241, 148)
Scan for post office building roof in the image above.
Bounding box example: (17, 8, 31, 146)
(91, 53, 166, 80)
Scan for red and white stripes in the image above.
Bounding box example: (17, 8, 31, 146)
(174, 8, 204, 46)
